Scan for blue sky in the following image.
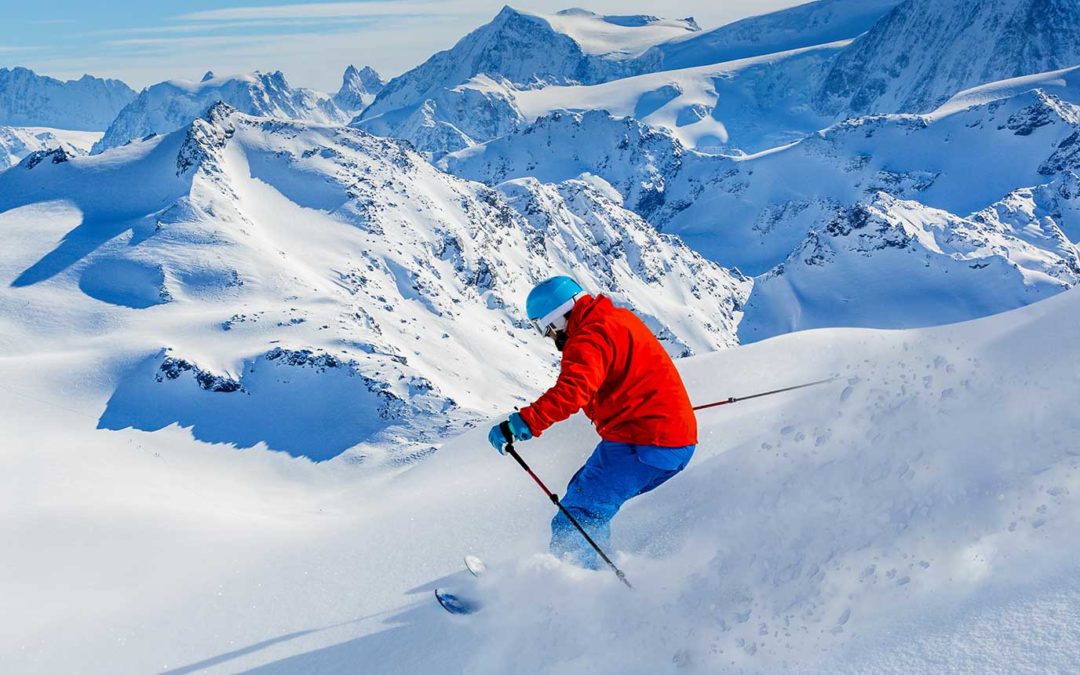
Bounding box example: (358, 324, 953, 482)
(1, 0, 807, 91)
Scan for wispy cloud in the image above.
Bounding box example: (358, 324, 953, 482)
(27, 12, 474, 90)
(178, 1, 460, 22)
(89, 17, 383, 37)
(102, 17, 403, 48)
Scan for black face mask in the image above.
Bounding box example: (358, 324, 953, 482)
(553, 330, 569, 352)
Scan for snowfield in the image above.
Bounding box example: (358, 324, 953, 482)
(4, 0, 1080, 672)
(2, 283, 1077, 674)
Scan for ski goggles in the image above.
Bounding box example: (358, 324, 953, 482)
(531, 319, 559, 338)
(530, 296, 577, 338)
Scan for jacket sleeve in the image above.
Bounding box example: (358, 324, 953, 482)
(519, 329, 611, 436)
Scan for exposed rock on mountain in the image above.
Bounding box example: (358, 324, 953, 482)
(815, 0, 1080, 115)
(333, 65, 385, 114)
(0, 125, 101, 169)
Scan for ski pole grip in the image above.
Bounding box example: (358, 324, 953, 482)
(499, 421, 514, 450)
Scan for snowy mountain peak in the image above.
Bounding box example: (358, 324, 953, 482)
(200, 70, 215, 82)
(816, 0, 1080, 115)
(343, 64, 384, 91)
(334, 64, 385, 113)
(0, 66, 136, 130)
(92, 70, 350, 154)
(356, 4, 700, 142)
(174, 101, 238, 177)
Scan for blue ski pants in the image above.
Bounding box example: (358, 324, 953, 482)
(550, 440, 695, 569)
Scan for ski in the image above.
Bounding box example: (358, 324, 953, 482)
(434, 588, 482, 615)
(464, 554, 486, 577)
(435, 555, 487, 615)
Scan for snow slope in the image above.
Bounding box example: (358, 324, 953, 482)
(92, 71, 351, 154)
(501, 42, 841, 154)
(644, 0, 902, 71)
(815, 0, 1080, 115)
(2, 274, 1077, 673)
(0, 126, 101, 170)
(0, 66, 135, 130)
(0, 104, 744, 462)
(540, 8, 700, 61)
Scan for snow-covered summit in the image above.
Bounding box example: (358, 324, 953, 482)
(352, 5, 700, 156)
(364, 4, 697, 104)
(92, 70, 350, 154)
(816, 0, 1080, 115)
(333, 64, 385, 114)
(0, 66, 135, 131)
(1, 104, 744, 460)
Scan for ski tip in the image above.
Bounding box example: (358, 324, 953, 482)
(464, 554, 487, 577)
(435, 588, 481, 615)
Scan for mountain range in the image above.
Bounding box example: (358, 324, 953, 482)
(92, 67, 384, 154)
(1, 0, 1078, 423)
(0, 66, 134, 130)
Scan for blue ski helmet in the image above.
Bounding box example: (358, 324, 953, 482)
(526, 276, 583, 335)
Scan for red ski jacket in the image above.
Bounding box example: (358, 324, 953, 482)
(519, 294, 698, 447)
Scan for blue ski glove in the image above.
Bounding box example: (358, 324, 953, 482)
(487, 412, 533, 454)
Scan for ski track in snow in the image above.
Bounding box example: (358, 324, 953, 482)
(2, 287, 1078, 674)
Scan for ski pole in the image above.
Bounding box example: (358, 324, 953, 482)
(500, 431, 633, 589)
(692, 376, 836, 412)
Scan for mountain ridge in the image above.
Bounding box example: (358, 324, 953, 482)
(0, 66, 135, 130)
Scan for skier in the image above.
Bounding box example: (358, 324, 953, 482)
(488, 276, 697, 569)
